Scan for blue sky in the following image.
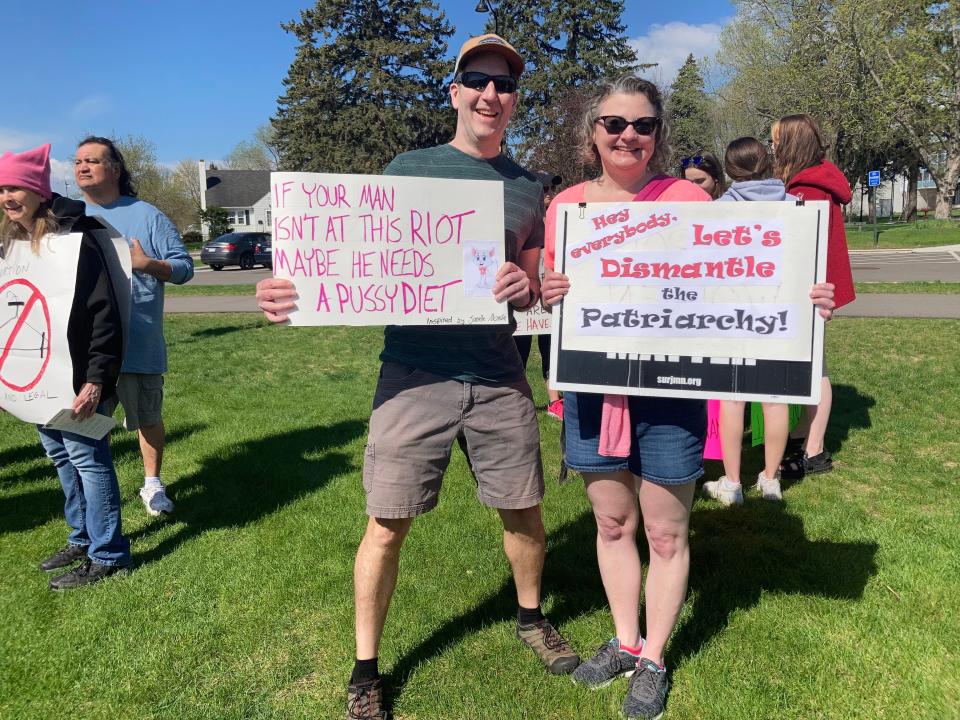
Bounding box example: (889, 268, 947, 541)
(2, 1, 733, 190)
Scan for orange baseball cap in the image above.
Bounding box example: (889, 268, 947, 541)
(454, 33, 524, 79)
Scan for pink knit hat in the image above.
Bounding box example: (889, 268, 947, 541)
(0, 144, 52, 200)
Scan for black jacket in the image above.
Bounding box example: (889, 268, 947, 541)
(51, 195, 123, 400)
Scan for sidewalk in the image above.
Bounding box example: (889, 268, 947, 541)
(163, 293, 960, 319)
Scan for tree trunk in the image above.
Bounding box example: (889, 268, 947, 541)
(867, 186, 877, 224)
(933, 157, 960, 220)
(902, 162, 918, 222)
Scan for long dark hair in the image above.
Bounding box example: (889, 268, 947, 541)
(77, 136, 138, 197)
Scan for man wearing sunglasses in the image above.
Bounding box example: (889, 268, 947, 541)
(256, 32, 578, 720)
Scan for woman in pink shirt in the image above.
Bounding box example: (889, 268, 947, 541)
(541, 77, 835, 720)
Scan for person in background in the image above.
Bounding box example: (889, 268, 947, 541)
(75, 136, 194, 516)
(514, 171, 563, 419)
(702, 136, 797, 506)
(679, 151, 725, 199)
(770, 114, 855, 479)
(0, 144, 130, 589)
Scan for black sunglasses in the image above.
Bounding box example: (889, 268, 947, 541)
(680, 155, 704, 169)
(457, 71, 517, 94)
(594, 115, 661, 136)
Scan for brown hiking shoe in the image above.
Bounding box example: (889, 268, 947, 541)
(346, 677, 390, 720)
(516, 617, 581, 674)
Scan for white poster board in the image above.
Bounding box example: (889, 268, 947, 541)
(0, 228, 132, 426)
(271, 172, 509, 326)
(550, 201, 829, 403)
(514, 256, 551, 336)
(1, 236, 83, 423)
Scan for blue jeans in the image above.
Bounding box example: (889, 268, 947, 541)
(36, 424, 131, 567)
(563, 391, 707, 485)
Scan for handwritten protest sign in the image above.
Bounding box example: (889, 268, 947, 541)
(550, 201, 828, 403)
(514, 256, 551, 336)
(271, 172, 509, 326)
(1, 236, 83, 423)
(1, 230, 131, 425)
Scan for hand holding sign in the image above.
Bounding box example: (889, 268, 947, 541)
(810, 282, 835, 320)
(71, 382, 101, 420)
(541, 269, 570, 308)
(256, 278, 298, 324)
(492, 261, 530, 306)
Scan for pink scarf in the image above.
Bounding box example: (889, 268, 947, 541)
(598, 175, 679, 457)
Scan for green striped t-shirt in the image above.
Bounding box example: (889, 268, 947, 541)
(380, 143, 544, 383)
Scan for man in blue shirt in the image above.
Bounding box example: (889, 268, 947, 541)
(75, 136, 194, 516)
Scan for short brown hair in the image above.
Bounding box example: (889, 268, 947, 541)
(724, 137, 772, 182)
(771, 114, 827, 183)
(578, 75, 671, 174)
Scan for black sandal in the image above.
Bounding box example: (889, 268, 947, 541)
(780, 448, 806, 479)
(804, 450, 833, 474)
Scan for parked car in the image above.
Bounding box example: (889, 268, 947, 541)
(200, 232, 272, 270)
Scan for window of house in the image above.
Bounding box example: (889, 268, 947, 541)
(227, 209, 250, 225)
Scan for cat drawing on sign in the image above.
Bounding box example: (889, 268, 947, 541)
(471, 246, 498, 290)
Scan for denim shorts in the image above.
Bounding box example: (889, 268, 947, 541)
(563, 391, 706, 485)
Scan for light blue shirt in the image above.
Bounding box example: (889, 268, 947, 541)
(85, 196, 193, 374)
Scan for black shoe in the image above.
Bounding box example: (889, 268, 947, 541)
(39, 544, 88, 572)
(346, 677, 390, 719)
(49, 558, 128, 590)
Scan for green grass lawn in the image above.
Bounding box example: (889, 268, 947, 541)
(855, 281, 960, 294)
(166, 283, 257, 297)
(1, 316, 957, 719)
(845, 221, 960, 249)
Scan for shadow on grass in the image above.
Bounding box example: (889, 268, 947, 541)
(826, 384, 875, 453)
(0, 423, 210, 534)
(670, 502, 878, 664)
(384, 500, 877, 703)
(130, 420, 365, 568)
(384, 509, 603, 693)
(187, 321, 262, 341)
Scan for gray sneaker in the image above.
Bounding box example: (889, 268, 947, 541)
(622, 658, 669, 720)
(571, 638, 640, 689)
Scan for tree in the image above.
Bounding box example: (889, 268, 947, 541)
(225, 140, 274, 170)
(488, 0, 637, 176)
(667, 54, 714, 163)
(198, 207, 232, 239)
(273, 0, 455, 173)
(835, 0, 960, 219)
(114, 135, 198, 233)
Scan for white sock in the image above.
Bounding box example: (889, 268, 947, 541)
(144, 476, 162, 489)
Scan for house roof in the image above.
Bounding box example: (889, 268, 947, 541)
(205, 169, 270, 208)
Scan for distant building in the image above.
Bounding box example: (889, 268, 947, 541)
(198, 161, 271, 239)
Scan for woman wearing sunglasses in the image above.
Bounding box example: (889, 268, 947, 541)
(679, 152, 725, 199)
(541, 75, 712, 720)
(541, 80, 835, 720)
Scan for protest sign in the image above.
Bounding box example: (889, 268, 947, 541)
(0, 229, 131, 425)
(271, 172, 509, 326)
(514, 256, 551, 336)
(1, 236, 83, 423)
(550, 201, 828, 403)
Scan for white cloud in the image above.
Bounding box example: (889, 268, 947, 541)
(0, 128, 47, 153)
(50, 158, 77, 198)
(629, 21, 726, 86)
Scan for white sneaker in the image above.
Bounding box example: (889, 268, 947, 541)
(140, 484, 174, 516)
(702, 476, 744, 506)
(755, 471, 783, 501)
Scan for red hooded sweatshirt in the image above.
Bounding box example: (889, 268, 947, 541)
(787, 160, 856, 308)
